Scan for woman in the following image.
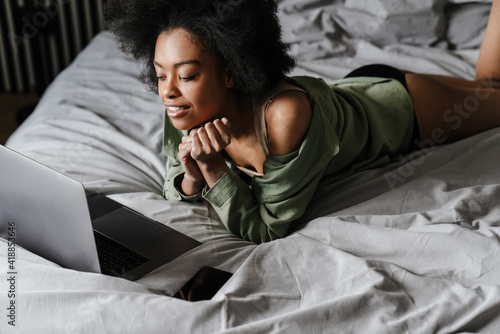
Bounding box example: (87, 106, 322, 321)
(105, 0, 500, 243)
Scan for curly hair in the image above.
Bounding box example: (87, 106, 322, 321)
(104, 0, 296, 98)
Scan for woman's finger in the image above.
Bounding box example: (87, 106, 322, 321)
(190, 129, 204, 158)
(182, 134, 193, 144)
(204, 122, 224, 151)
(212, 119, 231, 146)
(194, 127, 212, 151)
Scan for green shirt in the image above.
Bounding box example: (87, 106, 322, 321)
(162, 76, 414, 244)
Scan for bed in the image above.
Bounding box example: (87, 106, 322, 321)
(2, 0, 500, 332)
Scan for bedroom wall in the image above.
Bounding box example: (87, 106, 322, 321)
(0, 0, 105, 94)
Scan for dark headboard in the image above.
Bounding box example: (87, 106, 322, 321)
(0, 0, 105, 94)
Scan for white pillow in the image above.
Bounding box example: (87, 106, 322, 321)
(446, 2, 491, 49)
(335, 0, 448, 46)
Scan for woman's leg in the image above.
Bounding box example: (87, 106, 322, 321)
(405, 0, 500, 147)
(477, 0, 500, 80)
(406, 75, 500, 146)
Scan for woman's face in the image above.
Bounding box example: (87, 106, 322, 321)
(154, 28, 233, 130)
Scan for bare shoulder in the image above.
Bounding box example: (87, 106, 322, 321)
(266, 90, 312, 156)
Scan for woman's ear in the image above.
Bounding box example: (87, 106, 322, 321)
(224, 64, 235, 88)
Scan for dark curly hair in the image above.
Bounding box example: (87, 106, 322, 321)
(104, 0, 296, 98)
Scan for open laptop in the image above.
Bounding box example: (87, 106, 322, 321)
(0, 145, 201, 280)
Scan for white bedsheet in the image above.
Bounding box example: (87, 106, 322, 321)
(1, 1, 500, 332)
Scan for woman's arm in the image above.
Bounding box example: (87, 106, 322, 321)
(202, 161, 327, 243)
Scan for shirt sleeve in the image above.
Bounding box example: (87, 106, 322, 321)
(202, 155, 330, 243)
(163, 156, 203, 202)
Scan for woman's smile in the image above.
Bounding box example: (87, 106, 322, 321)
(165, 105, 191, 118)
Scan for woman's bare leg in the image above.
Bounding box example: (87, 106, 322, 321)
(406, 75, 500, 146)
(405, 0, 500, 147)
(477, 0, 500, 80)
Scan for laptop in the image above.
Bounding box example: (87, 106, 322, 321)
(0, 145, 201, 280)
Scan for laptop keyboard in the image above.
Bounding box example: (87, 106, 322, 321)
(94, 232, 149, 276)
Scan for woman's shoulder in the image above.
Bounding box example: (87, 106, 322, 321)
(265, 85, 312, 156)
(257, 75, 336, 157)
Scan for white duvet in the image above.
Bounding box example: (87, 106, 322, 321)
(1, 1, 500, 333)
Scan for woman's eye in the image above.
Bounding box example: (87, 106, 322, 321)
(180, 75, 196, 82)
(156, 75, 165, 81)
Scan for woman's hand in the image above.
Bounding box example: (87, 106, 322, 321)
(177, 118, 231, 194)
(189, 118, 231, 162)
(178, 136, 205, 196)
(190, 118, 231, 188)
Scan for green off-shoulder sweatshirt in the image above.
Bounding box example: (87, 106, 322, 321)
(162, 76, 414, 244)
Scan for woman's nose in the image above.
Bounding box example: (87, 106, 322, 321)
(161, 78, 180, 99)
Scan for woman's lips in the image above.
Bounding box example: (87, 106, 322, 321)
(166, 106, 190, 118)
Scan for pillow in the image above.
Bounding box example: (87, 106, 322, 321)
(446, 3, 491, 49)
(333, 0, 449, 46)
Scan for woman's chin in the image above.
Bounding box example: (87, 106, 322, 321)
(170, 118, 194, 131)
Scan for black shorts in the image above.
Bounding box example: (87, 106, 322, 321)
(344, 64, 420, 151)
(344, 64, 408, 89)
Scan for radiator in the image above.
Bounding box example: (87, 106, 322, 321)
(0, 0, 104, 93)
